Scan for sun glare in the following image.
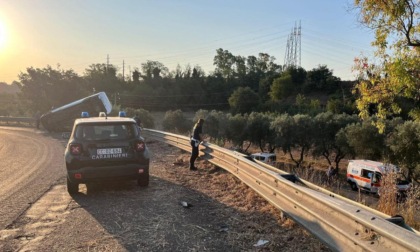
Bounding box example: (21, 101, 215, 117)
(0, 20, 8, 49)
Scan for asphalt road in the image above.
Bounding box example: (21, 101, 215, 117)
(0, 127, 66, 230)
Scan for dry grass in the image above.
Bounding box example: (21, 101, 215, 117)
(377, 173, 399, 216)
(369, 173, 419, 230)
(153, 145, 330, 251)
(398, 184, 420, 230)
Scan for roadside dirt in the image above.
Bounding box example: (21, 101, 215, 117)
(0, 139, 329, 252)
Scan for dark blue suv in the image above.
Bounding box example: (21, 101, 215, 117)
(64, 114, 150, 194)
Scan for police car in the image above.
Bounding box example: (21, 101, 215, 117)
(64, 111, 150, 194)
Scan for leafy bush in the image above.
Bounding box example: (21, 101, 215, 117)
(124, 107, 155, 128)
(162, 110, 190, 133)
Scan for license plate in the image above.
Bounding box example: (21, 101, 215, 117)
(97, 148, 123, 155)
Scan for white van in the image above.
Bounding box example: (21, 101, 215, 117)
(250, 153, 276, 165)
(346, 159, 410, 194)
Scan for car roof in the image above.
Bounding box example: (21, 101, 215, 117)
(74, 117, 136, 125)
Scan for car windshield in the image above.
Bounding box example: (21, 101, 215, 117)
(74, 123, 137, 140)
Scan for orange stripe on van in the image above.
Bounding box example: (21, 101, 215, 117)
(347, 174, 371, 183)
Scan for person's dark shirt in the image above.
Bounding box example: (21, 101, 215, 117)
(192, 124, 202, 140)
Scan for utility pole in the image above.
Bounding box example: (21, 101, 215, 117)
(123, 60, 125, 81)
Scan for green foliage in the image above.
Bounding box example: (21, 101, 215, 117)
(353, 0, 420, 131)
(342, 119, 386, 160)
(141, 60, 169, 79)
(193, 109, 209, 123)
(162, 110, 191, 134)
(228, 87, 260, 114)
(271, 113, 315, 168)
(214, 48, 236, 79)
(247, 112, 276, 152)
(0, 93, 25, 116)
(194, 110, 228, 141)
(387, 121, 420, 182)
(84, 64, 123, 94)
(270, 67, 307, 101)
(16, 65, 88, 114)
(312, 112, 359, 169)
(225, 113, 249, 150)
(304, 65, 340, 93)
(123, 107, 155, 128)
(270, 73, 294, 100)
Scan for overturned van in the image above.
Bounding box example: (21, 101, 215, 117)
(40, 92, 112, 132)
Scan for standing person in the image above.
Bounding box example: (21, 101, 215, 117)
(190, 118, 205, 171)
(326, 165, 334, 185)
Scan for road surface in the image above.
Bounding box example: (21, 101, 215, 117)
(0, 127, 65, 230)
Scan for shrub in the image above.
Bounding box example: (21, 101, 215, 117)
(162, 110, 190, 133)
(124, 107, 155, 128)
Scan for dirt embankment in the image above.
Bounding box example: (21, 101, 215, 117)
(0, 139, 329, 251)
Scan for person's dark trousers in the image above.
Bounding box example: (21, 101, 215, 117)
(190, 140, 199, 169)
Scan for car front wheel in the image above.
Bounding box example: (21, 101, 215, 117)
(67, 177, 79, 194)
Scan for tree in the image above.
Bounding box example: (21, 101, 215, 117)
(162, 110, 190, 133)
(225, 113, 249, 151)
(132, 69, 141, 84)
(272, 114, 315, 168)
(123, 107, 155, 128)
(256, 53, 281, 74)
(213, 48, 236, 79)
(17, 66, 87, 113)
(353, 0, 420, 132)
(270, 73, 294, 100)
(141, 61, 169, 79)
(342, 120, 386, 160)
(203, 110, 228, 141)
(84, 63, 122, 94)
(192, 66, 205, 79)
(312, 112, 359, 170)
(354, 0, 419, 47)
(247, 112, 276, 153)
(387, 121, 420, 182)
(228, 87, 260, 114)
(304, 65, 340, 93)
(270, 67, 306, 101)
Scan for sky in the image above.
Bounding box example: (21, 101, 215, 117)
(0, 0, 376, 84)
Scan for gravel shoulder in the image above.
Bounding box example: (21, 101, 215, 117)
(0, 139, 329, 251)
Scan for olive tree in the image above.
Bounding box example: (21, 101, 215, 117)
(312, 112, 359, 170)
(387, 121, 420, 182)
(247, 112, 276, 153)
(272, 114, 315, 168)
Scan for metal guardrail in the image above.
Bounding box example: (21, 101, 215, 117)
(142, 128, 420, 252)
(0, 116, 35, 126)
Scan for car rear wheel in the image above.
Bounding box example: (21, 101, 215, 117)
(137, 172, 149, 187)
(67, 177, 79, 194)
